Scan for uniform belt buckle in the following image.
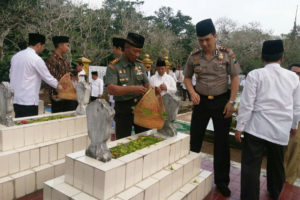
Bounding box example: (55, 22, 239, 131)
(208, 95, 214, 100)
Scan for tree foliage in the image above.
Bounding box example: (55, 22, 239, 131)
(0, 0, 299, 81)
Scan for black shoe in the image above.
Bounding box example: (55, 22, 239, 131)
(217, 185, 231, 197)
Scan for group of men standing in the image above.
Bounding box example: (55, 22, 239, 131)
(10, 33, 104, 118)
(7, 16, 300, 200)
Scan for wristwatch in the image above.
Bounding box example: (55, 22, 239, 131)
(229, 100, 236, 106)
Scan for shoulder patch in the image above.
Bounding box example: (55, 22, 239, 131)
(190, 49, 201, 56)
(110, 58, 120, 65)
(136, 59, 143, 63)
(219, 46, 232, 53)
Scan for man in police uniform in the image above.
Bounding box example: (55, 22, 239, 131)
(184, 19, 241, 197)
(105, 32, 150, 139)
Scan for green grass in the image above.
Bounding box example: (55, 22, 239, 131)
(16, 115, 74, 125)
(110, 135, 163, 158)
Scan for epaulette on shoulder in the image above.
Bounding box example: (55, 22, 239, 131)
(110, 58, 120, 65)
(108, 58, 120, 70)
(136, 59, 143, 63)
(190, 49, 201, 56)
(219, 46, 232, 53)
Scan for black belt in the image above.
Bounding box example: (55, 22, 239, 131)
(115, 96, 142, 104)
(199, 92, 229, 100)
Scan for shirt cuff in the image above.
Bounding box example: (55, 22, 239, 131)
(236, 122, 246, 132)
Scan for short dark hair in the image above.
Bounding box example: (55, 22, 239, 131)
(262, 52, 283, 62)
(172, 67, 176, 72)
(28, 33, 45, 46)
(54, 43, 59, 49)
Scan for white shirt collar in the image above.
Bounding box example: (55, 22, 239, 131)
(264, 63, 281, 69)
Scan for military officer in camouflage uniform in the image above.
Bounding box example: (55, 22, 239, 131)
(184, 19, 241, 197)
(105, 32, 150, 139)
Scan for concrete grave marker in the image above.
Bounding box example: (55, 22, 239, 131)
(86, 99, 115, 162)
(158, 93, 180, 137)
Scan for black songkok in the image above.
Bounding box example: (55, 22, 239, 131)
(196, 18, 216, 37)
(125, 32, 145, 48)
(52, 36, 69, 46)
(29, 33, 46, 45)
(262, 40, 284, 55)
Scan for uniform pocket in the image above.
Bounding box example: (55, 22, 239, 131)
(136, 71, 144, 81)
(214, 61, 227, 71)
(194, 66, 206, 79)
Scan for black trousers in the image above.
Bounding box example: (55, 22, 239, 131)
(182, 89, 191, 101)
(90, 96, 97, 101)
(115, 99, 148, 139)
(51, 99, 77, 113)
(14, 104, 38, 118)
(190, 92, 231, 187)
(241, 133, 285, 200)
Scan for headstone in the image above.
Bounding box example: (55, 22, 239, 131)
(158, 93, 180, 137)
(0, 82, 14, 126)
(86, 99, 115, 162)
(75, 81, 91, 115)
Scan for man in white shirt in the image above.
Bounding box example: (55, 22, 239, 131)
(169, 67, 178, 82)
(149, 58, 177, 96)
(10, 33, 58, 118)
(240, 74, 247, 88)
(90, 71, 104, 101)
(235, 40, 300, 200)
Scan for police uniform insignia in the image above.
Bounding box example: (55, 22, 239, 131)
(232, 57, 237, 63)
(193, 56, 200, 64)
(218, 53, 223, 60)
(119, 70, 123, 74)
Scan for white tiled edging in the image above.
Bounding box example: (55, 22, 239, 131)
(0, 133, 88, 200)
(44, 157, 213, 200)
(63, 132, 190, 200)
(0, 134, 88, 179)
(0, 115, 87, 151)
(0, 158, 65, 199)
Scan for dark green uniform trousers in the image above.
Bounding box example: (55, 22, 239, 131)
(114, 98, 148, 139)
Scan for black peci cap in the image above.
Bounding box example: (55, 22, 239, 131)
(156, 58, 166, 67)
(289, 63, 300, 70)
(196, 18, 216, 37)
(91, 71, 98, 76)
(125, 32, 145, 48)
(262, 40, 284, 55)
(29, 33, 46, 45)
(52, 36, 69, 46)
